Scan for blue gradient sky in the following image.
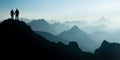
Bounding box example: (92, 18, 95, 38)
(1, 0, 120, 22)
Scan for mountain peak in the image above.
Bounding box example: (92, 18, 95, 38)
(71, 26, 80, 31)
(28, 18, 57, 35)
(0, 19, 28, 28)
(101, 40, 109, 46)
(69, 26, 84, 33)
(68, 41, 79, 48)
(97, 17, 110, 23)
(38, 19, 46, 22)
(28, 19, 50, 26)
(31, 19, 47, 23)
(100, 17, 106, 20)
(103, 40, 109, 44)
(0, 19, 33, 37)
(96, 40, 111, 50)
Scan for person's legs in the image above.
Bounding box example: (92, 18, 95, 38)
(15, 15, 17, 19)
(16, 14, 19, 20)
(11, 14, 13, 19)
(17, 16, 19, 20)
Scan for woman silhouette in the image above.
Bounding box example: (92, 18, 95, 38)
(15, 9, 19, 20)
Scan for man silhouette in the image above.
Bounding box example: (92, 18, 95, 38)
(15, 9, 19, 20)
(10, 9, 14, 19)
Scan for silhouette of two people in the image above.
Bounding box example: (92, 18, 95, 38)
(10, 9, 19, 20)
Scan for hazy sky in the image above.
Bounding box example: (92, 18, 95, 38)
(1, 0, 120, 22)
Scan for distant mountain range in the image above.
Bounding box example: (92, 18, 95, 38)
(28, 19, 72, 35)
(28, 18, 120, 52)
(28, 19, 98, 52)
(28, 19, 57, 35)
(63, 20, 89, 29)
(89, 31, 111, 44)
(89, 30, 120, 45)
(58, 26, 98, 52)
(51, 22, 71, 34)
(0, 19, 120, 60)
(84, 24, 111, 33)
(35, 31, 69, 44)
(20, 18, 32, 23)
(27, 17, 113, 34)
(93, 17, 111, 26)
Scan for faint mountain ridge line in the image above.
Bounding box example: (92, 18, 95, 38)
(28, 19, 58, 35)
(27, 18, 120, 50)
(58, 26, 98, 52)
(35, 31, 69, 44)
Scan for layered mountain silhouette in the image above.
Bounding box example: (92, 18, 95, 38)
(89, 30, 120, 45)
(107, 31, 120, 43)
(0, 19, 93, 60)
(0, 19, 120, 60)
(89, 31, 112, 45)
(28, 19, 71, 35)
(28, 19, 57, 35)
(20, 18, 32, 23)
(95, 40, 120, 60)
(84, 24, 111, 33)
(64, 20, 89, 29)
(58, 26, 97, 52)
(51, 22, 71, 34)
(94, 17, 111, 26)
(35, 31, 69, 44)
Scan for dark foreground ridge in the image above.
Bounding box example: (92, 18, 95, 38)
(0, 19, 120, 60)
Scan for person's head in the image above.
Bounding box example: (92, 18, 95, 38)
(16, 8, 18, 10)
(11, 9, 13, 11)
